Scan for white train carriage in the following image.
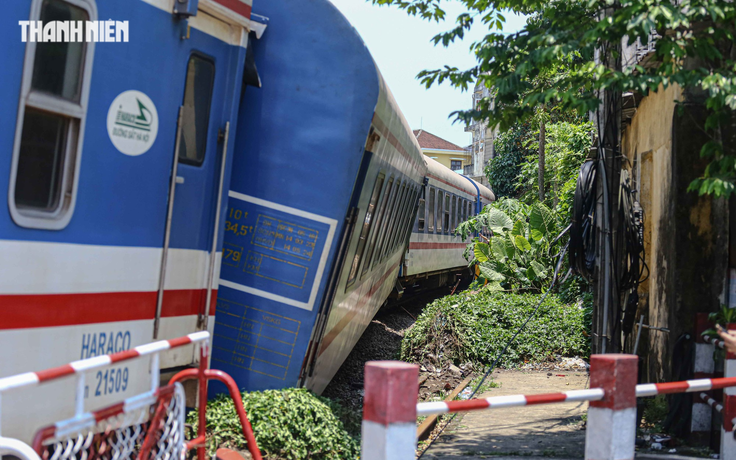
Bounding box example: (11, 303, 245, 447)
(402, 156, 495, 286)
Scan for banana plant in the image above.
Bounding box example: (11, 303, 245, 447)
(457, 198, 560, 292)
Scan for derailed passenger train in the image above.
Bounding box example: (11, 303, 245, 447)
(0, 0, 492, 441)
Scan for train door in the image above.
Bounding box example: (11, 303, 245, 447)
(153, 26, 240, 349)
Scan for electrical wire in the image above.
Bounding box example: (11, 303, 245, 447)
(569, 160, 598, 281)
(417, 240, 570, 459)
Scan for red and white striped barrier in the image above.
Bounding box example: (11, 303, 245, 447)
(361, 354, 736, 460)
(699, 392, 724, 414)
(362, 361, 419, 460)
(0, 331, 208, 394)
(702, 335, 725, 349)
(724, 324, 736, 458)
(693, 314, 717, 442)
(417, 389, 604, 416)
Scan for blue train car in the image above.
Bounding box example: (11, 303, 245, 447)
(0, 0, 263, 442)
(210, 0, 428, 393)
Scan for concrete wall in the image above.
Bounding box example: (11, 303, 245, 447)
(422, 149, 471, 173)
(621, 84, 729, 383)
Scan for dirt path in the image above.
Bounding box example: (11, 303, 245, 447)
(421, 370, 590, 460)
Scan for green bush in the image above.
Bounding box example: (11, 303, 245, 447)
(188, 388, 359, 460)
(401, 290, 589, 368)
(457, 198, 560, 292)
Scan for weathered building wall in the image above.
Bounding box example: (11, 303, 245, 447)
(621, 84, 729, 383)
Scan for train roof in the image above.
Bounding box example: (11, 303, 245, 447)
(424, 156, 495, 203)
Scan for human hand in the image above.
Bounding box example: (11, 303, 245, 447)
(717, 325, 736, 354)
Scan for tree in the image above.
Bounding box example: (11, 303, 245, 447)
(371, 0, 736, 196)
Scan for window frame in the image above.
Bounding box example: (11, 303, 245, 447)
(391, 185, 413, 252)
(347, 173, 385, 287)
(436, 190, 443, 233)
(362, 174, 392, 277)
(417, 194, 426, 232)
(178, 52, 216, 167)
(444, 193, 450, 233)
(381, 181, 406, 261)
(8, 0, 97, 230)
(427, 187, 436, 233)
(450, 195, 458, 234)
(370, 177, 397, 269)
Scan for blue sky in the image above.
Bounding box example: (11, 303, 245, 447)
(328, 0, 526, 147)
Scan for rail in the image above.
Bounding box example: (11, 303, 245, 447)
(360, 353, 736, 460)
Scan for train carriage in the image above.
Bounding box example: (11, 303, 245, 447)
(0, 0, 262, 442)
(208, 0, 427, 395)
(401, 156, 495, 287)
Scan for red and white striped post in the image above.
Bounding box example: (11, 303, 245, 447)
(692, 313, 715, 442)
(362, 361, 419, 460)
(722, 324, 736, 458)
(585, 354, 638, 460)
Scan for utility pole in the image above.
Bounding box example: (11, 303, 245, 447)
(592, 5, 623, 355)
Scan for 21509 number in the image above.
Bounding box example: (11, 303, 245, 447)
(95, 367, 129, 396)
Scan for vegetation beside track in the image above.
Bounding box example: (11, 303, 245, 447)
(401, 289, 591, 369)
(189, 387, 360, 460)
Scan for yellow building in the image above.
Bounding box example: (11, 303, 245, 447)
(412, 130, 470, 174)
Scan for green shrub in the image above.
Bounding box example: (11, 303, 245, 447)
(188, 388, 359, 460)
(457, 198, 560, 293)
(401, 290, 589, 368)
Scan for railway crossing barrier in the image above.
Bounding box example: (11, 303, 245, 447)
(695, 317, 736, 455)
(361, 355, 736, 460)
(0, 331, 262, 460)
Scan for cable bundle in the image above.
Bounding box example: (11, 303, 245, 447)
(569, 160, 598, 281)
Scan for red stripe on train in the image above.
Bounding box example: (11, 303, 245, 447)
(318, 262, 400, 355)
(212, 0, 252, 18)
(408, 242, 467, 250)
(0, 289, 218, 330)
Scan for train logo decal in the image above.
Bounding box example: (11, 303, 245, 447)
(218, 191, 337, 312)
(106, 90, 158, 156)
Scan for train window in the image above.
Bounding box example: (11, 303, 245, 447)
(377, 181, 403, 263)
(10, 0, 95, 229)
(391, 185, 413, 251)
(444, 194, 450, 233)
(179, 55, 215, 166)
(382, 182, 407, 259)
(348, 174, 385, 285)
(417, 196, 426, 232)
(370, 178, 397, 269)
(363, 176, 393, 276)
(436, 191, 443, 233)
(428, 187, 436, 233)
(450, 195, 457, 233)
(399, 188, 418, 247)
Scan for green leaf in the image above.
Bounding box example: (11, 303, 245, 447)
(474, 242, 491, 263)
(529, 203, 556, 236)
(511, 220, 524, 237)
(531, 228, 544, 241)
(504, 234, 516, 259)
(487, 208, 513, 234)
(485, 281, 504, 291)
(491, 237, 507, 259)
(514, 235, 532, 251)
(480, 262, 506, 281)
(530, 260, 547, 279)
